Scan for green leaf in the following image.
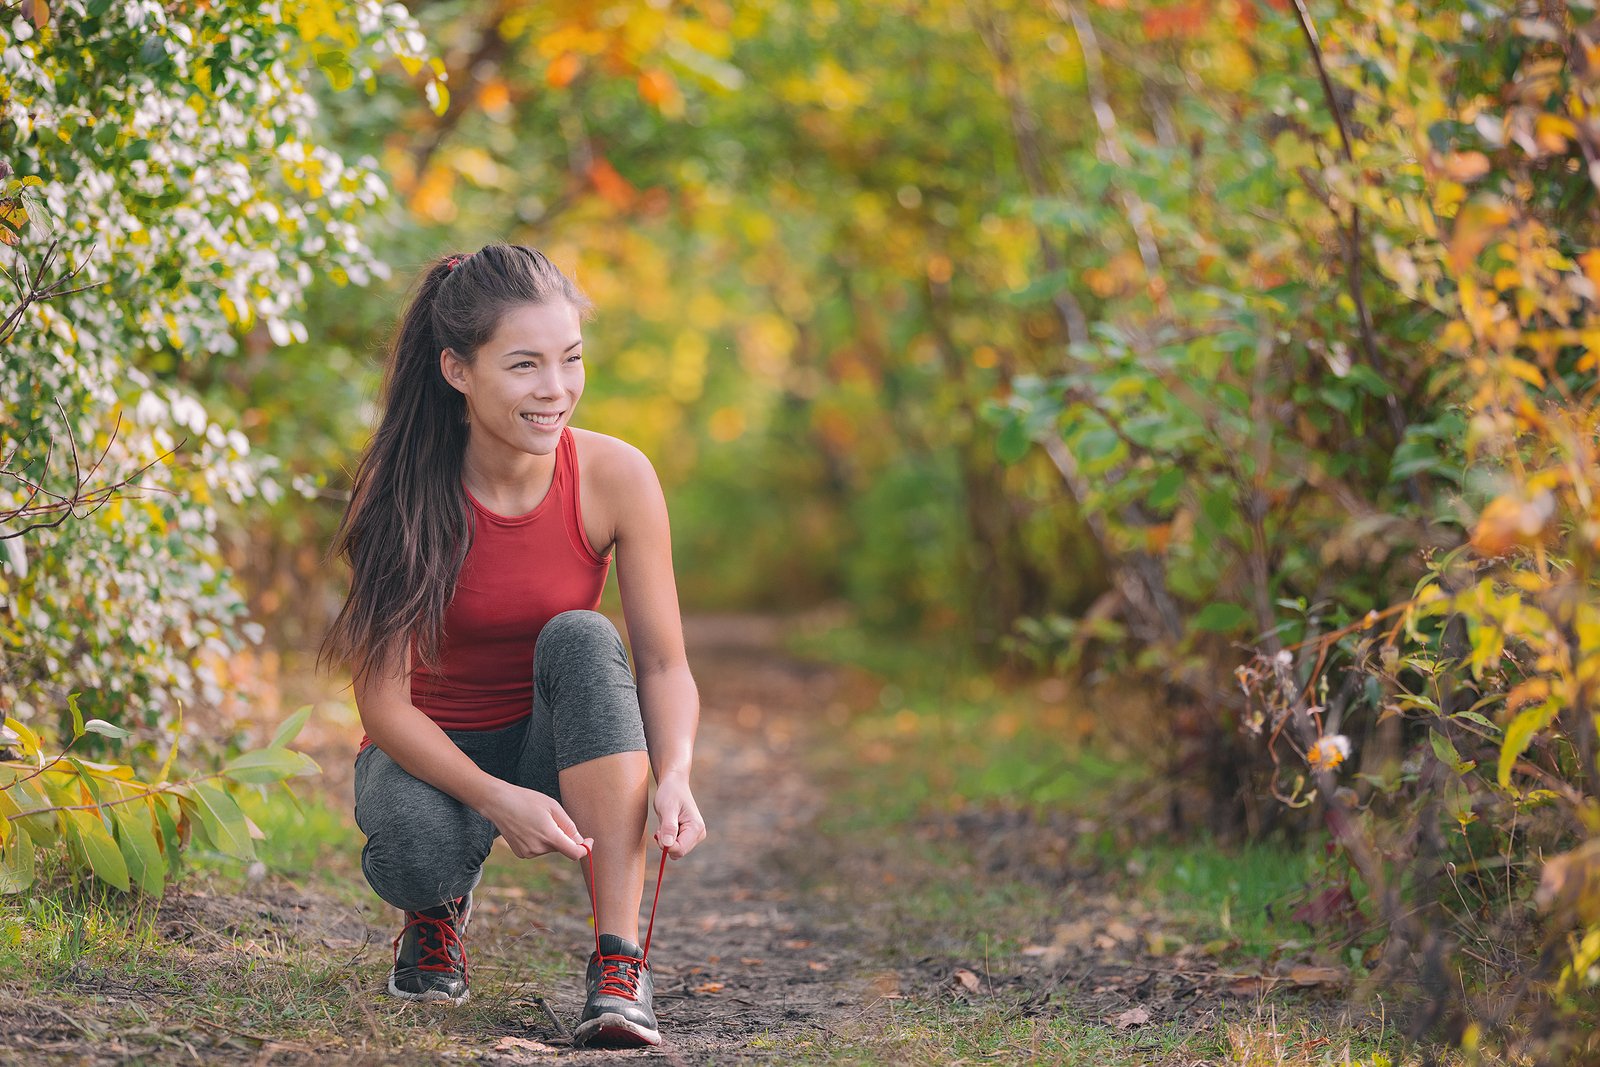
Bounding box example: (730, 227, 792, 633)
(64, 809, 130, 892)
(3, 777, 58, 846)
(1498, 698, 1559, 788)
(66, 758, 115, 834)
(995, 418, 1031, 464)
(221, 747, 319, 785)
(178, 782, 254, 859)
(1429, 731, 1474, 774)
(1075, 426, 1120, 465)
(67, 692, 84, 739)
(1192, 602, 1252, 633)
(269, 706, 313, 750)
(1145, 467, 1184, 511)
(1201, 488, 1237, 534)
(154, 796, 182, 876)
(1450, 710, 1499, 734)
(112, 801, 166, 896)
(0, 822, 34, 894)
(82, 719, 130, 739)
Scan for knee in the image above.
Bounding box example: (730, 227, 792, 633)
(536, 610, 622, 660)
(362, 819, 488, 912)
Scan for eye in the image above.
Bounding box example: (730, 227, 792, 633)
(566, 353, 584, 363)
(514, 360, 535, 369)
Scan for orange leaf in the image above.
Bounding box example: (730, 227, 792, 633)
(587, 157, 637, 211)
(546, 53, 582, 89)
(638, 68, 677, 108)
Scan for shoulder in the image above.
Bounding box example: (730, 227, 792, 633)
(569, 427, 659, 496)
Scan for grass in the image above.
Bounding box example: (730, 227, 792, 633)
(1, 776, 580, 1061)
(779, 617, 1458, 1066)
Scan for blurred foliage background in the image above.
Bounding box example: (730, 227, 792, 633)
(10, 0, 1600, 1057)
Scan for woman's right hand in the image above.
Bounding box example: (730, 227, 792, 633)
(480, 781, 592, 861)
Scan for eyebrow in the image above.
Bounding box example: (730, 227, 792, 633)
(498, 339, 583, 359)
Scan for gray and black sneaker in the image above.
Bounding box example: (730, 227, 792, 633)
(388, 892, 472, 1004)
(573, 933, 661, 1047)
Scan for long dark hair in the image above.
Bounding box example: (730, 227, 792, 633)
(320, 243, 593, 687)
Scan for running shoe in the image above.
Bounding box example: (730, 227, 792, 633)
(573, 932, 661, 1047)
(388, 891, 472, 1004)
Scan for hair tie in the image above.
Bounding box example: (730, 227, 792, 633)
(446, 253, 472, 271)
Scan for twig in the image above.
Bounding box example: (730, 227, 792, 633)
(529, 994, 569, 1040)
(1287, 0, 1423, 507)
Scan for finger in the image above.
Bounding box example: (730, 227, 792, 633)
(551, 804, 582, 840)
(555, 833, 590, 862)
(670, 822, 703, 858)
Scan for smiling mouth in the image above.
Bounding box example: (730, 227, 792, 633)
(521, 412, 563, 426)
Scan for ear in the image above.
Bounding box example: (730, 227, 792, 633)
(440, 347, 470, 394)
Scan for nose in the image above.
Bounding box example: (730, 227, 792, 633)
(530, 364, 562, 400)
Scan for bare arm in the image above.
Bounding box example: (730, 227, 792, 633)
(354, 641, 591, 861)
(611, 446, 707, 858)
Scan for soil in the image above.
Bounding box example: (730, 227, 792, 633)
(1, 615, 1357, 1065)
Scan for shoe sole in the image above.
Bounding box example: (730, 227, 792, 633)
(387, 974, 470, 1006)
(573, 1013, 661, 1048)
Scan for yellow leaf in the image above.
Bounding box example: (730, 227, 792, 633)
(1499, 698, 1559, 787)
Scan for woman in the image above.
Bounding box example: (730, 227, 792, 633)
(321, 243, 707, 1049)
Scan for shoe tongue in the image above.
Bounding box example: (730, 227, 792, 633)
(597, 933, 644, 958)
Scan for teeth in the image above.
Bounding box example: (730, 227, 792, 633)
(523, 413, 559, 425)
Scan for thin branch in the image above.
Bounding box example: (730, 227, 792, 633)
(1288, 0, 1423, 508)
(1051, 0, 1175, 319)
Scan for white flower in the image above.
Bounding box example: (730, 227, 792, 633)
(1308, 734, 1352, 771)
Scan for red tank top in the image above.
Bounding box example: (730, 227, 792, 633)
(407, 427, 611, 731)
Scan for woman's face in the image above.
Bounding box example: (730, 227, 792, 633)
(443, 300, 585, 459)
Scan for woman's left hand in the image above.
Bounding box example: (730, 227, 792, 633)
(653, 772, 707, 859)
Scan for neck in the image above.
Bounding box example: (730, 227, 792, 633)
(460, 431, 558, 500)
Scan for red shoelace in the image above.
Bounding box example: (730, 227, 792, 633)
(394, 905, 468, 982)
(581, 842, 669, 1001)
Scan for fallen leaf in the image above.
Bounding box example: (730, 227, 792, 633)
(1226, 975, 1277, 997)
(869, 972, 902, 999)
(1104, 920, 1137, 942)
(807, 960, 831, 972)
(493, 1036, 556, 1053)
(1051, 919, 1095, 947)
(1286, 964, 1347, 987)
(951, 968, 981, 993)
(694, 981, 725, 994)
(1114, 1006, 1151, 1029)
(739, 957, 764, 966)
(783, 939, 813, 950)
(1092, 934, 1118, 951)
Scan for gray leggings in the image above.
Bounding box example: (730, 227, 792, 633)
(353, 609, 649, 912)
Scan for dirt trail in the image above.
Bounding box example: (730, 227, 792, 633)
(6, 614, 1349, 1064)
(512, 614, 869, 1062)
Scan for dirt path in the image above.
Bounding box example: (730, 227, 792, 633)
(506, 614, 868, 1062)
(5, 614, 1365, 1064)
